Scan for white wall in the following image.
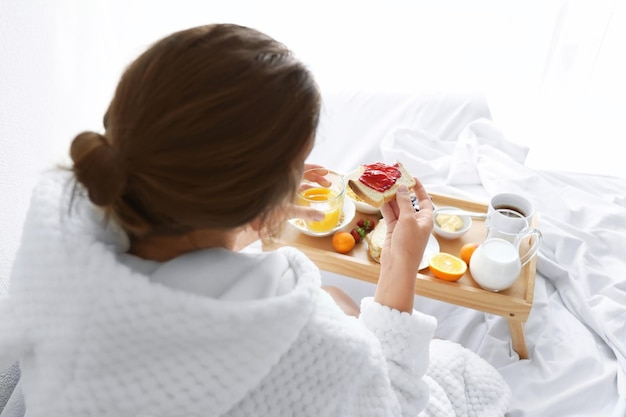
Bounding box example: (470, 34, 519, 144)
(1, 0, 625, 294)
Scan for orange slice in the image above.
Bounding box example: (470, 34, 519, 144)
(428, 252, 467, 282)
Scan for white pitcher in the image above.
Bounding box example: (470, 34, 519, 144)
(470, 208, 542, 292)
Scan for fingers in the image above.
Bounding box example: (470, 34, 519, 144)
(412, 177, 433, 214)
(303, 163, 327, 172)
(381, 179, 432, 223)
(303, 165, 331, 187)
(394, 184, 415, 219)
(380, 184, 410, 223)
(380, 197, 398, 222)
(286, 204, 325, 221)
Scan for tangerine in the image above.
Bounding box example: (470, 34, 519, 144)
(428, 252, 467, 282)
(332, 231, 356, 254)
(460, 242, 479, 265)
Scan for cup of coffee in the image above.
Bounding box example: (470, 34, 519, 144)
(487, 193, 535, 242)
(489, 192, 534, 221)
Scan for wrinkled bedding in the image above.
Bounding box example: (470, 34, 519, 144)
(312, 89, 626, 417)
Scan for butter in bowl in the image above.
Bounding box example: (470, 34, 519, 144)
(432, 206, 472, 240)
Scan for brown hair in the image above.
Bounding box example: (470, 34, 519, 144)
(70, 24, 320, 238)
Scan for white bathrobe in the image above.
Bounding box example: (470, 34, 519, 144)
(0, 171, 510, 417)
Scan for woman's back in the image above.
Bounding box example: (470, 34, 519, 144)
(3, 171, 431, 416)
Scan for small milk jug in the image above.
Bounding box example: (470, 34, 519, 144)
(470, 208, 542, 292)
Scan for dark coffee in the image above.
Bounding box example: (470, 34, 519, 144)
(494, 204, 526, 218)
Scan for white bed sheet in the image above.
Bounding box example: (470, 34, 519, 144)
(312, 89, 626, 417)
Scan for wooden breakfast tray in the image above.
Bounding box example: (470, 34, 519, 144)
(262, 192, 537, 359)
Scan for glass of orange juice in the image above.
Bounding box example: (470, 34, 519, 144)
(297, 169, 346, 234)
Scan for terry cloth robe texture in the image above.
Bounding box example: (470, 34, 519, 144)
(0, 171, 510, 417)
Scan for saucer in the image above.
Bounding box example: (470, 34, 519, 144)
(419, 235, 440, 270)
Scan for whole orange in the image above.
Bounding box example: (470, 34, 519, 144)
(460, 242, 479, 265)
(332, 231, 356, 254)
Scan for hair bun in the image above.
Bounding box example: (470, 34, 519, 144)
(70, 131, 126, 206)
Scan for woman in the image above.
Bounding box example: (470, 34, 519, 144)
(0, 23, 510, 416)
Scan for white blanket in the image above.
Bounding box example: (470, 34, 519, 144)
(313, 89, 626, 417)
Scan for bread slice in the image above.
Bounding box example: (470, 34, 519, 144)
(347, 162, 415, 208)
(366, 218, 386, 263)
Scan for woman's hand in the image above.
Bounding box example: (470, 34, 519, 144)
(284, 204, 325, 222)
(302, 163, 330, 187)
(374, 177, 434, 313)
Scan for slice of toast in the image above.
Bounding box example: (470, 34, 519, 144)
(365, 218, 386, 263)
(347, 162, 415, 208)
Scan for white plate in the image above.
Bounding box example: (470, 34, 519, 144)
(288, 199, 356, 237)
(345, 169, 380, 214)
(419, 234, 440, 270)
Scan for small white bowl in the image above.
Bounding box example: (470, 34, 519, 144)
(345, 169, 380, 214)
(288, 199, 356, 237)
(432, 206, 472, 240)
